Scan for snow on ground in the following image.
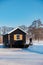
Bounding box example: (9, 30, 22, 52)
(0, 48, 43, 65)
(32, 40, 43, 45)
(26, 40, 43, 45)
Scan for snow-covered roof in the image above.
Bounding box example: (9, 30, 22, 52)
(5, 27, 27, 34)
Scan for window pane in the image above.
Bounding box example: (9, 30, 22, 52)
(20, 35, 23, 40)
(14, 35, 16, 40)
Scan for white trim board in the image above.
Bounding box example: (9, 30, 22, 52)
(7, 27, 27, 34)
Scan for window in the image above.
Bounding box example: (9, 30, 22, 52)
(14, 34, 23, 40)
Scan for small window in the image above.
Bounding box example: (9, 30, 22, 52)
(14, 34, 23, 40)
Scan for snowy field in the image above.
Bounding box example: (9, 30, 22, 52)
(0, 43, 43, 65)
(33, 40, 43, 45)
(0, 46, 43, 65)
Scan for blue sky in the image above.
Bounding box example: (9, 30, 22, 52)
(0, 0, 43, 27)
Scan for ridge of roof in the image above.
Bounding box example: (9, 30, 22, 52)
(7, 27, 27, 34)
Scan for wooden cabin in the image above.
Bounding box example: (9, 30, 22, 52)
(3, 27, 26, 48)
